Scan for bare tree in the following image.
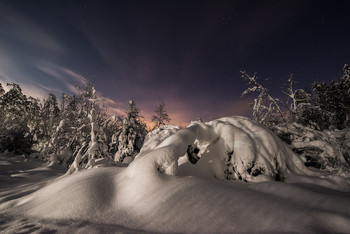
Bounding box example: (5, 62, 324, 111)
(241, 71, 284, 125)
(151, 102, 171, 129)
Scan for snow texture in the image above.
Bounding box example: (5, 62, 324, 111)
(1, 116, 350, 233)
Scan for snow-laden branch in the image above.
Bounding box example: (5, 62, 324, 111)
(241, 71, 285, 123)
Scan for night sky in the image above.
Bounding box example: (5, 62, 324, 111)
(0, 0, 349, 126)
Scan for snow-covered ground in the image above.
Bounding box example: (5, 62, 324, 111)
(1, 116, 350, 233)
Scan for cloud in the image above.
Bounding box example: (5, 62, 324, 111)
(0, 52, 90, 101)
(0, 4, 73, 100)
(0, 5, 65, 53)
(0, 47, 50, 99)
(0, 81, 51, 100)
(99, 96, 126, 117)
(34, 60, 87, 95)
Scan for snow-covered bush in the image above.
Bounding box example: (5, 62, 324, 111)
(272, 122, 350, 172)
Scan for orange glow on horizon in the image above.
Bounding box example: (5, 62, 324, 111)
(105, 98, 253, 131)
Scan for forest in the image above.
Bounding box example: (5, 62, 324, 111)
(0, 64, 349, 175)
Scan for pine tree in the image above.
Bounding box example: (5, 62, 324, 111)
(114, 100, 147, 163)
(107, 115, 123, 154)
(0, 83, 32, 153)
(67, 84, 109, 173)
(151, 102, 171, 129)
(312, 64, 350, 129)
(0, 83, 5, 132)
(40, 94, 60, 142)
(81, 85, 108, 168)
(42, 94, 77, 166)
(27, 97, 41, 147)
(0, 83, 4, 96)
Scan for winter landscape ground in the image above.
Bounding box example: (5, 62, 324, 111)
(1, 116, 350, 233)
(1, 1, 350, 233)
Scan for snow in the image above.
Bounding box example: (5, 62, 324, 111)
(1, 116, 350, 233)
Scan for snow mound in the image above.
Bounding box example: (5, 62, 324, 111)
(134, 116, 330, 182)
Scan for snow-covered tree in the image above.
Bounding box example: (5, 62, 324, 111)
(0, 83, 4, 96)
(281, 75, 324, 129)
(242, 65, 350, 172)
(114, 100, 147, 163)
(312, 64, 350, 129)
(42, 82, 110, 170)
(67, 85, 109, 174)
(151, 102, 171, 129)
(27, 97, 42, 147)
(40, 93, 60, 141)
(0, 83, 5, 132)
(106, 115, 123, 155)
(41, 94, 78, 165)
(241, 71, 284, 127)
(0, 83, 32, 153)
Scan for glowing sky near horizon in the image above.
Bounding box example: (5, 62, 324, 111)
(0, 0, 349, 126)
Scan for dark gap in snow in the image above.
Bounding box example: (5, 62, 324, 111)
(252, 167, 264, 177)
(224, 151, 234, 180)
(293, 147, 323, 169)
(278, 132, 292, 145)
(304, 156, 322, 169)
(247, 162, 255, 174)
(275, 171, 284, 182)
(186, 144, 200, 164)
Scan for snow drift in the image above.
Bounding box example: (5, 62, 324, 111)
(132, 116, 349, 189)
(1, 116, 350, 233)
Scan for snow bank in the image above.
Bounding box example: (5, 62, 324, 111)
(134, 116, 327, 182)
(1, 116, 350, 233)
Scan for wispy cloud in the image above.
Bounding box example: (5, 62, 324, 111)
(34, 60, 87, 94)
(98, 96, 126, 117)
(0, 4, 73, 100)
(0, 5, 65, 53)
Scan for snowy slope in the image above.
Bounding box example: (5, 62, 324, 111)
(1, 116, 350, 233)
